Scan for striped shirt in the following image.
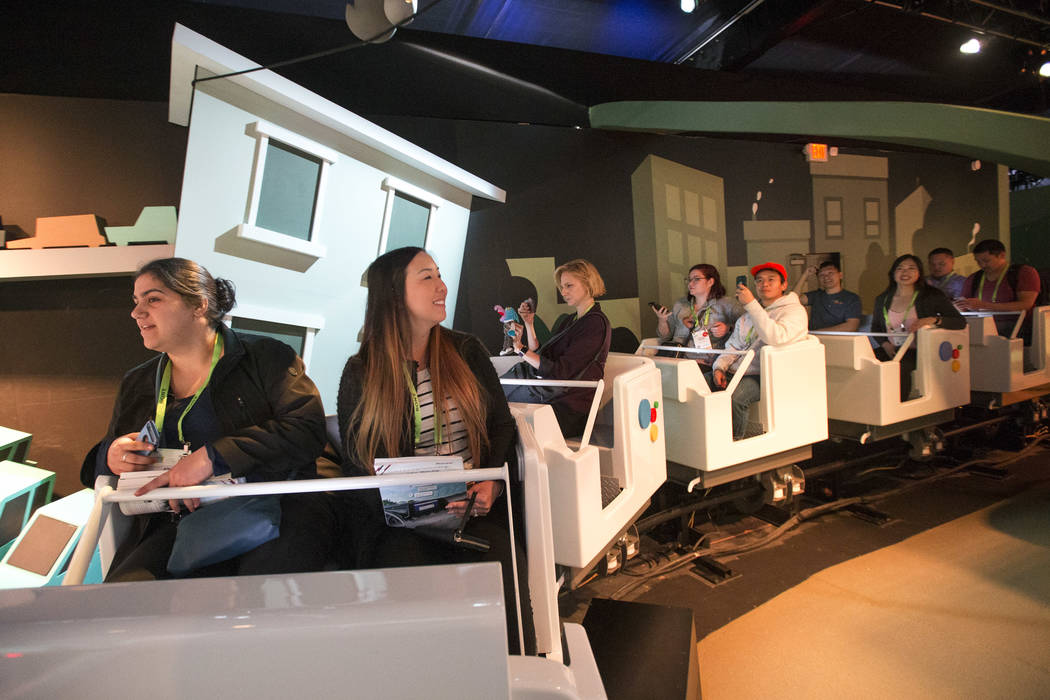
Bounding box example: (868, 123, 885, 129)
(413, 368, 472, 466)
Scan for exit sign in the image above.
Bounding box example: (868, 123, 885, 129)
(805, 143, 829, 162)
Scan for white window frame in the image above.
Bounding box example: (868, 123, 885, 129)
(224, 304, 325, 371)
(234, 121, 338, 268)
(377, 176, 441, 254)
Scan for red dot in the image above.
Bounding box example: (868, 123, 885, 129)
(952, 349, 960, 359)
(650, 408, 657, 423)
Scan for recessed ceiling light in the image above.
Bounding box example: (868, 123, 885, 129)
(1040, 62, 1050, 78)
(681, 0, 697, 13)
(960, 38, 981, 54)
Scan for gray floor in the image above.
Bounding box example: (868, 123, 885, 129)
(699, 480, 1050, 698)
(571, 445, 1050, 697)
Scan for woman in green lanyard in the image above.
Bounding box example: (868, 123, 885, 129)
(335, 246, 533, 654)
(871, 254, 965, 400)
(652, 263, 742, 363)
(84, 257, 326, 580)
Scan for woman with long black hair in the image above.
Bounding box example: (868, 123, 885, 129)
(871, 254, 965, 400)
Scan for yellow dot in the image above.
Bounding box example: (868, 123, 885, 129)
(650, 424, 659, 442)
(951, 360, 960, 372)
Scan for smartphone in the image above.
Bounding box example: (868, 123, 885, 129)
(736, 275, 747, 287)
(135, 419, 159, 456)
(648, 301, 663, 312)
(522, 297, 535, 313)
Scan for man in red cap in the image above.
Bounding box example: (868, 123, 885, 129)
(711, 262, 808, 439)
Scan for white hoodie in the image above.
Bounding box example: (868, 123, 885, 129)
(712, 291, 808, 375)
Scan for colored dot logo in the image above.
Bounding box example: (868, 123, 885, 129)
(638, 399, 660, 442)
(940, 342, 964, 372)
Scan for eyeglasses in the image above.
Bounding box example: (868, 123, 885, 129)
(684, 276, 707, 283)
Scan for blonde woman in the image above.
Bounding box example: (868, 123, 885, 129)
(507, 259, 611, 437)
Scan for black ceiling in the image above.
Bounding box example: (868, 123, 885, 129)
(2, 0, 1048, 124)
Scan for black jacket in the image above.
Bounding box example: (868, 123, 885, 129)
(81, 324, 326, 487)
(871, 286, 966, 335)
(336, 327, 517, 477)
(538, 303, 611, 416)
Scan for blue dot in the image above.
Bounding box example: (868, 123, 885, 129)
(938, 341, 952, 362)
(638, 399, 651, 429)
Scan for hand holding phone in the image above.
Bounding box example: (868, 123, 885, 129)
(736, 275, 747, 287)
(135, 419, 159, 456)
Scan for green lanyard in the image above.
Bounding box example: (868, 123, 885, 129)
(691, 303, 712, 330)
(979, 271, 1005, 302)
(156, 334, 224, 452)
(883, 291, 919, 331)
(404, 365, 442, 449)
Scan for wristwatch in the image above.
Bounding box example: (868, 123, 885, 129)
(517, 349, 526, 357)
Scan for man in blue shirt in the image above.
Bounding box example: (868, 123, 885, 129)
(927, 247, 965, 300)
(792, 260, 862, 331)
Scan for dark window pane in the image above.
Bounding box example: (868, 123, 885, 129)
(256, 140, 321, 241)
(231, 317, 307, 356)
(385, 191, 431, 251)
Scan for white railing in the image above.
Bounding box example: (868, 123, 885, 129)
(639, 344, 756, 392)
(63, 467, 524, 654)
(811, 331, 915, 361)
(499, 378, 605, 450)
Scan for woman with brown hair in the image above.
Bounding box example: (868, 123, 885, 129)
(84, 257, 326, 580)
(335, 245, 533, 654)
(652, 263, 742, 361)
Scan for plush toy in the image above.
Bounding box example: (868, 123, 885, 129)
(494, 304, 523, 355)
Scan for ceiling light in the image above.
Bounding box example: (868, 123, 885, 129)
(960, 38, 981, 54)
(1040, 62, 1050, 78)
(681, 0, 697, 13)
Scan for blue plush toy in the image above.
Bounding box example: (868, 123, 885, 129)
(494, 304, 523, 355)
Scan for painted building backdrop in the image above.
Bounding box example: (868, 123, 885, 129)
(0, 95, 1011, 494)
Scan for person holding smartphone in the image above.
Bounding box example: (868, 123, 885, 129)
(711, 262, 808, 440)
(650, 264, 742, 366)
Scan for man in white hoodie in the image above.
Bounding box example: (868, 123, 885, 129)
(712, 262, 808, 440)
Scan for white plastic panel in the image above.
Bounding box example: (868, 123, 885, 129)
(0, 563, 511, 700)
(509, 355, 665, 569)
(967, 306, 1050, 393)
(649, 337, 828, 472)
(819, 327, 970, 425)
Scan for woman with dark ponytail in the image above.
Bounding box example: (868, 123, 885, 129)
(84, 257, 326, 580)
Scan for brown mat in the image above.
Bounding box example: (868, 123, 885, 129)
(698, 483, 1050, 699)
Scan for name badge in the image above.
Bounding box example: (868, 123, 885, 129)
(691, 328, 713, 351)
(154, 448, 185, 470)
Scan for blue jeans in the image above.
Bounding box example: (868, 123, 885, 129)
(729, 375, 761, 440)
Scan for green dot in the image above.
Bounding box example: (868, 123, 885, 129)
(653, 401, 659, 409)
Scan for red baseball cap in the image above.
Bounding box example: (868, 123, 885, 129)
(750, 262, 787, 281)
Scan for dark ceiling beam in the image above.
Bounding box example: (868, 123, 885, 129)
(966, 0, 1050, 28)
(866, 0, 1050, 50)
